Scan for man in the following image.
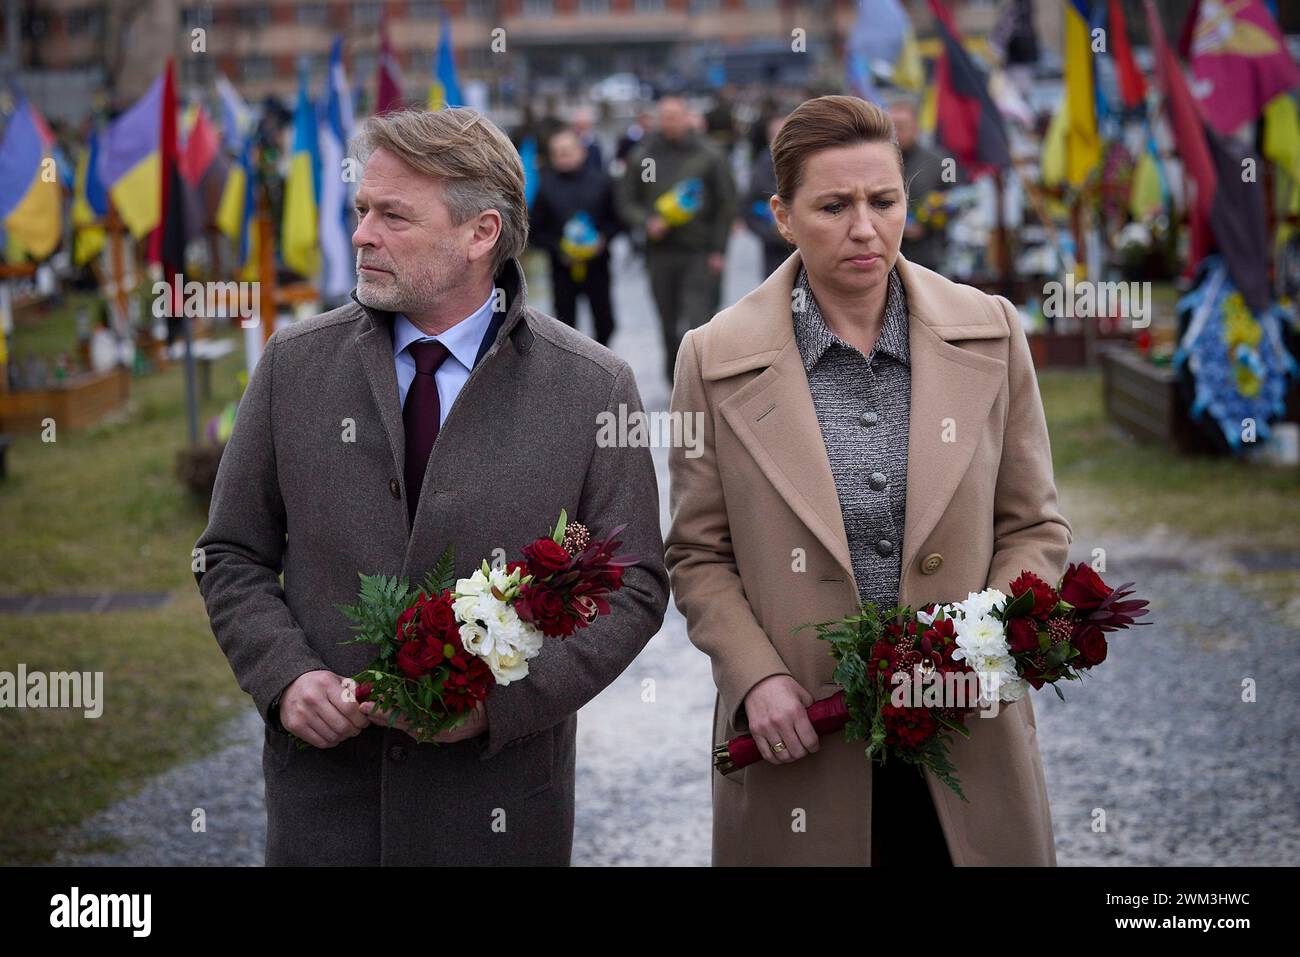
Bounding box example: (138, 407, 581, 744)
(529, 126, 621, 345)
(193, 108, 669, 866)
(615, 94, 736, 383)
(567, 104, 606, 174)
(890, 97, 948, 272)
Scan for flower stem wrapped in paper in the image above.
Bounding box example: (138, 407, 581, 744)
(293, 510, 637, 748)
(713, 564, 1151, 799)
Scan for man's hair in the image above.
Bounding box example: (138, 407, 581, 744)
(350, 108, 528, 276)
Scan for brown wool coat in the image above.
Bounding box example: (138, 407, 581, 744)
(194, 257, 669, 865)
(665, 250, 1073, 866)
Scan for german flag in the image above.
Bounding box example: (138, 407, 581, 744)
(927, 0, 1010, 177)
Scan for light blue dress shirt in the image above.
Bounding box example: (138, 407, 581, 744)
(392, 288, 497, 428)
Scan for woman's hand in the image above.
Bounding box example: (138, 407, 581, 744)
(742, 675, 820, 764)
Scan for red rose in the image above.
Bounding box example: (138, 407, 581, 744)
(421, 592, 458, 639)
(1008, 617, 1040, 654)
(1059, 563, 1112, 613)
(881, 703, 938, 749)
(396, 603, 418, 641)
(1020, 660, 1048, 690)
(522, 538, 571, 578)
(397, 638, 442, 679)
(442, 656, 495, 713)
(516, 583, 578, 638)
(354, 681, 373, 703)
(1008, 571, 1060, 620)
(1072, 623, 1109, 669)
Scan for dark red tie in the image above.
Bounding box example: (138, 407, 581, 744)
(402, 339, 451, 524)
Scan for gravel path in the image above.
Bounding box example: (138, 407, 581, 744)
(53, 233, 1299, 866)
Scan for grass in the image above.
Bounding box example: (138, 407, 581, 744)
(1, 299, 250, 864)
(1039, 369, 1300, 549)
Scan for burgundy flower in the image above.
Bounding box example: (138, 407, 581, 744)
(1008, 617, 1041, 654)
(396, 637, 444, 679)
(1072, 623, 1109, 669)
(521, 537, 571, 578)
(1008, 571, 1061, 620)
(1059, 563, 1111, 612)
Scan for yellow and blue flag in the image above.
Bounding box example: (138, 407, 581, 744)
(0, 94, 62, 261)
(281, 66, 321, 279)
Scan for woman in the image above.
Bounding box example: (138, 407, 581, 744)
(664, 96, 1072, 866)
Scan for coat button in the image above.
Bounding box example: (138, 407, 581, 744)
(868, 471, 888, 491)
(860, 410, 879, 426)
(875, 539, 894, 557)
(921, 553, 944, 575)
(387, 744, 406, 763)
(389, 478, 401, 499)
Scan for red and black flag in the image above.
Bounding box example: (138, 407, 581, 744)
(928, 0, 1011, 176)
(1145, 0, 1269, 314)
(154, 58, 187, 341)
(178, 106, 230, 245)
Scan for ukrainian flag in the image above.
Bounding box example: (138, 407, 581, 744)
(281, 67, 321, 280)
(96, 73, 165, 239)
(0, 94, 62, 261)
(427, 9, 464, 110)
(1064, 0, 1101, 188)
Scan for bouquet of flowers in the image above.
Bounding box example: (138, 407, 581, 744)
(294, 510, 636, 747)
(713, 564, 1150, 800)
(559, 212, 601, 282)
(653, 178, 703, 227)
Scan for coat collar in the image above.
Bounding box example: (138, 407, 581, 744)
(350, 256, 535, 535)
(708, 249, 1010, 602)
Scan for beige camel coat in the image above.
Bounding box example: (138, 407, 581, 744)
(665, 250, 1073, 866)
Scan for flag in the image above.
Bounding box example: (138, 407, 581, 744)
(428, 9, 464, 110)
(97, 72, 165, 240)
(0, 93, 62, 261)
(1108, 0, 1146, 110)
(73, 141, 106, 265)
(844, 0, 913, 103)
(1063, 0, 1101, 187)
(179, 105, 229, 243)
(216, 73, 254, 153)
(1180, 0, 1300, 136)
(1041, 91, 1069, 187)
(927, 0, 1010, 175)
(1146, 0, 1269, 315)
(319, 37, 356, 300)
(216, 138, 255, 269)
(376, 17, 404, 114)
(282, 67, 321, 279)
(158, 59, 187, 318)
(990, 0, 1039, 66)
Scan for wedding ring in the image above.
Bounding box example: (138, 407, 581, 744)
(772, 740, 786, 753)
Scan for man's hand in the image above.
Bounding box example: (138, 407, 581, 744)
(279, 670, 369, 748)
(359, 700, 488, 744)
(645, 215, 669, 241)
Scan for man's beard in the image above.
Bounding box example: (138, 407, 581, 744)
(355, 255, 446, 316)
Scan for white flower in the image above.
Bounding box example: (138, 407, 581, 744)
(453, 580, 545, 686)
(959, 588, 1007, 623)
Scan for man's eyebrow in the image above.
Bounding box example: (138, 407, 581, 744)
(354, 196, 418, 216)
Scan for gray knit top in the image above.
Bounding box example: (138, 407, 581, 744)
(792, 265, 911, 612)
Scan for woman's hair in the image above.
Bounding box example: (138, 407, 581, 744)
(770, 95, 904, 204)
(350, 108, 529, 276)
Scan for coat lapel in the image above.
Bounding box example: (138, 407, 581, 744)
(704, 249, 1007, 598)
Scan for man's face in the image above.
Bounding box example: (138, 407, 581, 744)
(352, 147, 498, 315)
(657, 99, 690, 141)
(890, 105, 918, 151)
(548, 131, 586, 173)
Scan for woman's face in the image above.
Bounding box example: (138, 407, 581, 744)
(772, 141, 906, 295)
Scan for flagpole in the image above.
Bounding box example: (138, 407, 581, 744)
(258, 180, 276, 346)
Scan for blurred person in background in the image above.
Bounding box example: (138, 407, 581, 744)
(568, 104, 606, 173)
(615, 94, 737, 382)
(889, 97, 948, 272)
(743, 111, 793, 278)
(529, 126, 622, 346)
